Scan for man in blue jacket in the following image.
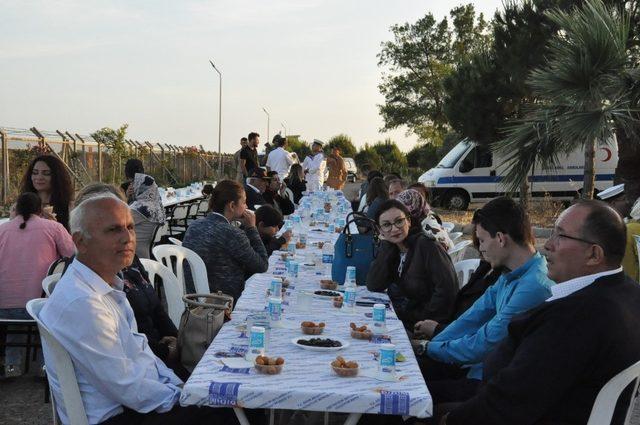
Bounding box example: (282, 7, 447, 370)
(413, 197, 554, 403)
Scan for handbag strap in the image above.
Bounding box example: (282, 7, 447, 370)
(343, 211, 378, 236)
(182, 292, 234, 310)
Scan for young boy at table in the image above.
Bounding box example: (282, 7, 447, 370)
(255, 205, 292, 256)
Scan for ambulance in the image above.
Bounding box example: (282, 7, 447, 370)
(418, 139, 618, 210)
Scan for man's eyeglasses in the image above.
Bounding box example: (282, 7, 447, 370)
(548, 229, 597, 245)
(379, 216, 408, 232)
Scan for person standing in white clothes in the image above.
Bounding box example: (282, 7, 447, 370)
(266, 134, 294, 180)
(303, 139, 326, 192)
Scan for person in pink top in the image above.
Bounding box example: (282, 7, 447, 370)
(0, 192, 75, 377)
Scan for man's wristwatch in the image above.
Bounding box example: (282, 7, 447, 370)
(416, 340, 428, 356)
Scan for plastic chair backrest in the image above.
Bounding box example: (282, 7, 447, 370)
(42, 273, 62, 297)
(441, 222, 455, 233)
(586, 359, 640, 425)
(139, 258, 185, 328)
(152, 222, 169, 245)
(172, 204, 189, 220)
(448, 240, 472, 263)
(168, 237, 183, 246)
(151, 244, 210, 295)
(26, 299, 89, 425)
(454, 259, 481, 289)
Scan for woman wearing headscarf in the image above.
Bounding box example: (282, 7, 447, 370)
(366, 195, 457, 330)
(129, 173, 166, 258)
(396, 189, 454, 251)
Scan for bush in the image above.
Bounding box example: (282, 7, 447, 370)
(325, 134, 357, 158)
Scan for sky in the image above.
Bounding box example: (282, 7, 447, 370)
(0, 0, 505, 154)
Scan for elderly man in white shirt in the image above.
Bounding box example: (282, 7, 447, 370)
(39, 195, 228, 425)
(266, 134, 294, 179)
(302, 139, 326, 192)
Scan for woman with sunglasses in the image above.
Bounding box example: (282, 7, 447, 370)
(366, 198, 458, 330)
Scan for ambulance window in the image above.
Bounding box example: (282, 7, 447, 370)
(476, 146, 493, 168)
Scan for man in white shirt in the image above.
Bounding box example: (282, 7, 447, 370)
(302, 139, 326, 192)
(39, 195, 227, 425)
(265, 134, 294, 179)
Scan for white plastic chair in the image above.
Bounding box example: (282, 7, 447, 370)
(449, 231, 463, 243)
(448, 240, 473, 263)
(441, 221, 455, 233)
(152, 244, 210, 295)
(42, 273, 62, 297)
(26, 299, 89, 425)
(168, 237, 183, 246)
(454, 259, 481, 289)
(586, 359, 640, 425)
(139, 258, 185, 328)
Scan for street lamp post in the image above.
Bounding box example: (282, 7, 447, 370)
(209, 59, 223, 179)
(262, 107, 270, 143)
(281, 122, 287, 136)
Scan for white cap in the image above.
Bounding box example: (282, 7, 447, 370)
(597, 183, 625, 200)
(312, 139, 324, 146)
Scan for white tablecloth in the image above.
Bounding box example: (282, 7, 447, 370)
(162, 193, 204, 207)
(180, 218, 432, 419)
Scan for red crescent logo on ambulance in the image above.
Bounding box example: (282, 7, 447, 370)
(601, 147, 612, 162)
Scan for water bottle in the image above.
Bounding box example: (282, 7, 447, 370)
(344, 266, 357, 310)
(322, 241, 334, 278)
(246, 326, 266, 361)
(378, 344, 396, 374)
(372, 304, 387, 333)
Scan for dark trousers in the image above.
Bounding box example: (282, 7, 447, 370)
(419, 355, 480, 403)
(100, 405, 239, 425)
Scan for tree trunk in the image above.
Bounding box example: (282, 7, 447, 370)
(519, 178, 530, 211)
(582, 138, 596, 199)
(615, 127, 640, 204)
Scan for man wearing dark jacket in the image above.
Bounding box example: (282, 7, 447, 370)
(244, 168, 269, 211)
(263, 171, 295, 216)
(444, 200, 640, 425)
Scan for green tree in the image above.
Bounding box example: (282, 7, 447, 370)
(371, 139, 408, 171)
(91, 124, 129, 184)
(407, 143, 440, 170)
(377, 4, 491, 145)
(325, 134, 357, 158)
(285, 136, 312, 162)
(495, 0, 639, 199)
(354, 144, 382, 173)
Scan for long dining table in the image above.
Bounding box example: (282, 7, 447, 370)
(179, 196, 433, 424)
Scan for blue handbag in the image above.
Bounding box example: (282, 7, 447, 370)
(332, 212, 380, 285)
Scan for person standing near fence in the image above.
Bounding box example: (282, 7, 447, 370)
(234, 137, 247, 183)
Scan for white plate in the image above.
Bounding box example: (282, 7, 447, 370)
(291, 337, 350, 352)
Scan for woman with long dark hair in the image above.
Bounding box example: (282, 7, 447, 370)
(365, 176, 389, 220)
(284, 163, 307, 204)
(0, 192, 74, 376)
(20, 155, 74, 231)
(366, 199, 457, 329)
(183, 180, 269, 303)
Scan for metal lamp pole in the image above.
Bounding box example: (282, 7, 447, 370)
(281, 122, 287, 136)
(262, 107, 270, 143)
(209, 59, 223, 178)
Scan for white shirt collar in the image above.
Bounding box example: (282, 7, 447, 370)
(546, 267, 623, 302)
(210, 211, 230, 224)
(72, 258, 123, 294)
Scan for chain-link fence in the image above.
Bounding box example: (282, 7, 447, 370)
(0, 126, 236, 208)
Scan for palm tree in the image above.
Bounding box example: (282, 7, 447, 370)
(495, 0, 639, 198)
